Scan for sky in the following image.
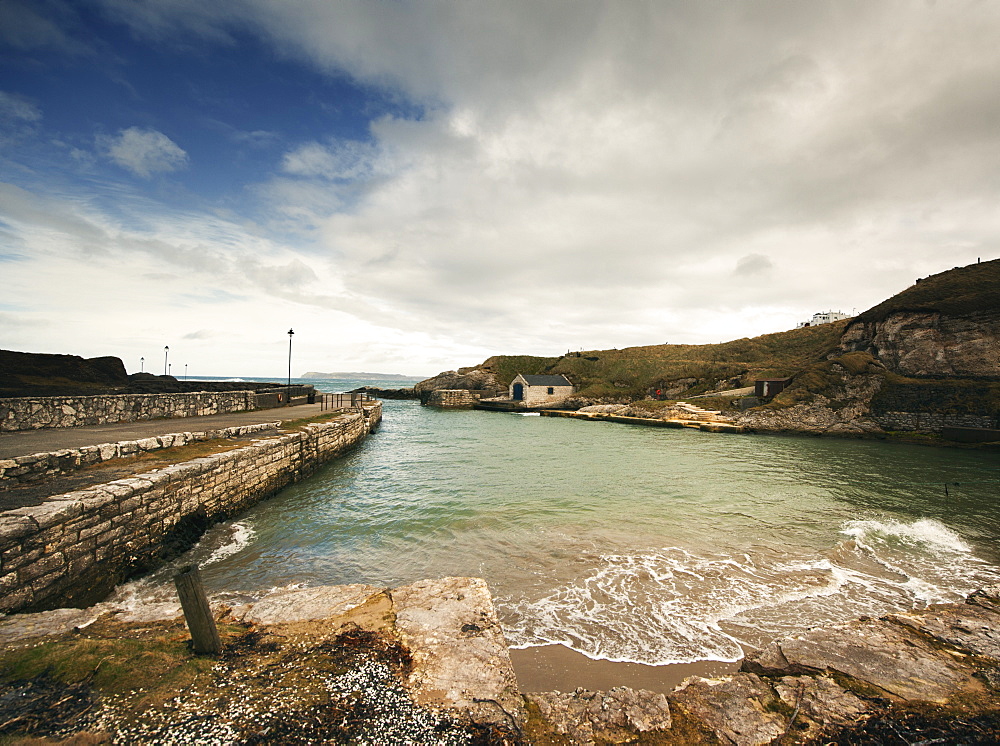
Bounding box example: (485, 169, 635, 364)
(1, 1, 999, 378)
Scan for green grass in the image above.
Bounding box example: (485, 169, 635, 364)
(480, 322, 847, 399)
(853, 258, 1000, 325)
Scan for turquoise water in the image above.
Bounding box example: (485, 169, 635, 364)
(119, 388, 1000, 666)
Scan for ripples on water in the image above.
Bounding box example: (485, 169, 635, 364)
(115, 394, 1000, 666)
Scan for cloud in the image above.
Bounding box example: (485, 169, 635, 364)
(0, 91, 42, 123)
(282, 140, 378, 180)
(0, 91, 43, 146)
(7, 1, 1000, 373)
(182, 329, 216, 340)
(734, 254, 774, 276)
(0, 0, 92, 55)
(105, 127, 188, 178)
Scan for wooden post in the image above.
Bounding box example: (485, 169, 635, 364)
(173, 564, 222, 654)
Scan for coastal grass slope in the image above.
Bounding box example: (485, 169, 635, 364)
(479, 321, 847, 400)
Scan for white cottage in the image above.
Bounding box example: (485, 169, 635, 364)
(509, 374, 574, 405)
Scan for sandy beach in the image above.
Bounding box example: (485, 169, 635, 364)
(509, 643, 740, 694)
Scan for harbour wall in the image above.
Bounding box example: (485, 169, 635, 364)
(872, 410, 997, 432)
(425, 389, 484, 408)
(0, 422, 280, 489)
(0, 387, 316, 432)
(0, 402, 381, 614)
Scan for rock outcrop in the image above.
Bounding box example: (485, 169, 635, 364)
(736, 355, 886, 435)
(413, 366, 502, 396)
(839, 258, 1000, 378)
(841, 309, 1000, 378)
(2, 581, 1000, 743)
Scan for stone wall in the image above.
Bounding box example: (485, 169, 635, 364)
(0, 391, 260, 432)
(0, 423, 280, 489)
(425, 389, 482, 408)
(873, 411, 997, 432)
(0, 402, 381, 613)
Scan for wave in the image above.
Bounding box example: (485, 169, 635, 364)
(502, 517, 1000, 666)
(204, 521, 256, 566)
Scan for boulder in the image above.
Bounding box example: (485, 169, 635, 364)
(391, 576, 525, 727)
(888, 602, 1000, 660)
(527, 686, 671, 745)
(743, 617, 980, 702)
(671, 673, 787, 746)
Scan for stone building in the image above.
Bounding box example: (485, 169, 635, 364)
(509, 374, 574, 405)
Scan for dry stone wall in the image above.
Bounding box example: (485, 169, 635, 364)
(424, 389, 482, 408)
(0, 391, 260, 432)
(873, 411, 997, 432)
(0, 423, 280, 489)
(0, 403, 381, 613)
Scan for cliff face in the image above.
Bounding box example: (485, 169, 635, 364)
(840, 309, 1000, 378)
(839, 258, 1000, 378)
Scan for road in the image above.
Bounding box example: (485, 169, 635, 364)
(0, 403, 334, 459)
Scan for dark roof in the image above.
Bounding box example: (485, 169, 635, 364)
(519, 374, 572, 387)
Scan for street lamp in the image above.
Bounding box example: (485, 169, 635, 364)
(287, 329, 294, 405)
(164, 346, 169, 376)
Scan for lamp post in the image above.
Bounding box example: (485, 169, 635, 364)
(164, 346, 169, 376)
(287, 329, 294, 405)
(140, 356, 144, 373)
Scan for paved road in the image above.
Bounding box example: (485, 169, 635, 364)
(0, 403, 335, 459)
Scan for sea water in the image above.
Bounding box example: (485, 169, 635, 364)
(115, 386, 1000, 667)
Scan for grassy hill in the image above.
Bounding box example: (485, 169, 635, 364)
(852, 258, 1000, 325)
(478, 321, 848, 399)
(474, 258, 999, 403)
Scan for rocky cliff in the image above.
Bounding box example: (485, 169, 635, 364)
(840, 258, 1000, 378)
(412, 366, 502, 396)
(841, 309, 1000, 378)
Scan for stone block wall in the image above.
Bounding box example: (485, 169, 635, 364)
(0, 402, 381, 613)
(872, 411, 997, 432)
(425, 389, 481, 408)
(0, 391, 260, 432)
(0, 423, 280, 489)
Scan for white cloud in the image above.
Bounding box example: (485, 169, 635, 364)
(0, 91, 42, 122)
(282, 139, 378, 180)
(106, 127, 188, 178)
(6, 1, 1000, 374)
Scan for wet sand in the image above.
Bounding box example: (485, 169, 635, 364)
(509, 644, 741, 694)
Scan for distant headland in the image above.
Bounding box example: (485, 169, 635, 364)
(300, 371, 421, 381)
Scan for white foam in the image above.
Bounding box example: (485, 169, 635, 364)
(842, 518, 972, 554)
(204, 521, 255, 566)
(502, 519, 1000, 666)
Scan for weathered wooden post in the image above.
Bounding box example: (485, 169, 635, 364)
(173, 564, 222, 654)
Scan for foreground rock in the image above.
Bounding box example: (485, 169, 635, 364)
(3, 581, 1000, 744)
(527, 687, 671, 743)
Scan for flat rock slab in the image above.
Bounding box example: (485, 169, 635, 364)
(0, 606, 104, 645)
(528, 687, 671, 745)
(235, 583, 382, 625)
(744, 617, 978, 702)
(391, 576, 525, 727)
(671, 673, 787, 746)
(889, 602, 1000, 660)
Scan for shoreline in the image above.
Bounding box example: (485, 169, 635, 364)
(509, 643, 740, 693)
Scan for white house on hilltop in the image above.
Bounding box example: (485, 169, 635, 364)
(509, 374, 574, 405)
(797, 310, 851, 328)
